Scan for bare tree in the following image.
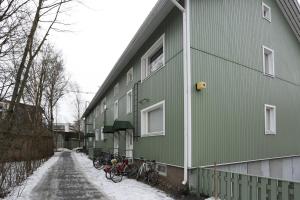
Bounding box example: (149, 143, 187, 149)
(71, 82, 84, 146)
(6, 0, 74, 123)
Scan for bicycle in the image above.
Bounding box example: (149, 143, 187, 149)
(93, 152, 123, 170)
(109, 159, 139, 183)
(136, 158, 159, 186)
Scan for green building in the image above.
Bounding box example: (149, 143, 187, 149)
(83, 0, 300, 191)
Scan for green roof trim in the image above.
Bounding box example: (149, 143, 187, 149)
(103, 121, 134, 134)
(103, 126, 114, 134)
(85, 133, 95, 138)
(113, 120, 134, 131)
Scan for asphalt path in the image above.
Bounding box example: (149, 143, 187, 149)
(30, 151, 108, 200)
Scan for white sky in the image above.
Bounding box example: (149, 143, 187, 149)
(49, 0, 158, 123)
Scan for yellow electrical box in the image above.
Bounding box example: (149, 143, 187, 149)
(195, 81, 206, 91)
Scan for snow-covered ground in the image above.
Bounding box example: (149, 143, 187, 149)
(3, 152, 61, 200)
(73, 152, 174, 200)
(3, 150, 173, 200)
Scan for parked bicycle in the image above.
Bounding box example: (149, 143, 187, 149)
(93, 152, 123, 170)
(136, 158, 159, 186)
(109, 159, 139, 183)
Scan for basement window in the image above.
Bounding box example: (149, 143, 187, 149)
(265, 104, 276, 135)
(141, 34, 165, 81)
(156, 164, 167, 176)
(127, 68, 133, 85)
(141, 100, 165, 137)
(263, 46, 275, 77)
(126, 90, 132, 114)
(262, 2, 271, 22)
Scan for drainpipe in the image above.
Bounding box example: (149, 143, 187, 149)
(169, 0, 192, 185)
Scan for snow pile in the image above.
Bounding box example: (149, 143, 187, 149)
(73, 152, 174, 200)
(3, 152, 60, 200)
(205, 197, 220, 200)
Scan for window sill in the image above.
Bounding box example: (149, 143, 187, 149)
(262, 17, 271, 23)
(265, 131, 276, 135)
(141, 65, 165, 83)
(263, 73, 275, 78)
(141, 131, 165, 137)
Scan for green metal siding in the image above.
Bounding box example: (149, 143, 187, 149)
(85, 8, 185, 166)
(190, 0, 300, 167)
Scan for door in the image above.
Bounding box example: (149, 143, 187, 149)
(113, 132, 119, 154)
(126, 130, 133, 159)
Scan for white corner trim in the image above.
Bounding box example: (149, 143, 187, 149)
(140, 100, 165, 137)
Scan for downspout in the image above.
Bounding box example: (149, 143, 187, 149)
(169, 0, 192, 185)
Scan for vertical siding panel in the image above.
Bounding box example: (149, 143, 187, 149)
(191, 0, 300, 167)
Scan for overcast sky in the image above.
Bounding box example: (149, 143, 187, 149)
(50, 0, 157, 123)
(51, 0, 300, 123)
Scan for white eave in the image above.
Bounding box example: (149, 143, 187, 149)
(276, 0, 300, 41)
(82, 0, 174, 118)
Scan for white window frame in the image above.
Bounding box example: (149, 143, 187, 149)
(264, 104, 276, 135)
(100, 126, 104, 141)
(95, 129, 99, 141)
(114, 100, 119, 120)
(262, 46, 275, 77)
(127, 67, 133, 85)
(156, 163, 167, 176)
(141, 100, 165, 137)
(101, 97, 106, 113)
(262, 2, 271, 22)
(141, 34, 165, 81)
(126, 89, 133, 114)
(114, 83, 119, 97)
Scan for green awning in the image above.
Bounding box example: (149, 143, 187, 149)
(85, 133, 95, 138)
(103, 121, 134, 134)
(103, 126, 114, 133)
(113, 120, 134, 131)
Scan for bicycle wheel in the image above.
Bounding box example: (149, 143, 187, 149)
(110, 166, 123, 183)
(93, 158, 101, 169)
(124, 163, 139, 178)
(147, 170, 159, 186)
(136, 166, 145, 181)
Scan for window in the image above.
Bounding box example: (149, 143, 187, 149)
(100, 127, 104, 141)
(141, 34, 165, 80)
(100, 97, 106, 113)
(156, 164, 167, 176)
(95, 129, 99, 141)
(93, 118, 96, 129)
(263, 46, 275, 76)
(127, 68, 133, 85)
(141, 100, 165, 137)
(265, 104, 276, 135)
(114, 83, 119, 97)
(114, 100, 119, 120)
(262, 2, 271, 22)
(127, 90, 133, 114)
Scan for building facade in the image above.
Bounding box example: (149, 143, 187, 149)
(83, 0, 300, 190)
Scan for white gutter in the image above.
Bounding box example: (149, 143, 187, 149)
(169, 0, 192, 185)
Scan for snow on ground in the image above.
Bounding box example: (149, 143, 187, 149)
(3, 152, 61, 200)
(73, 152, 174, 200)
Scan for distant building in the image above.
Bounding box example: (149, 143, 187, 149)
(53, 123, 83, 149)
